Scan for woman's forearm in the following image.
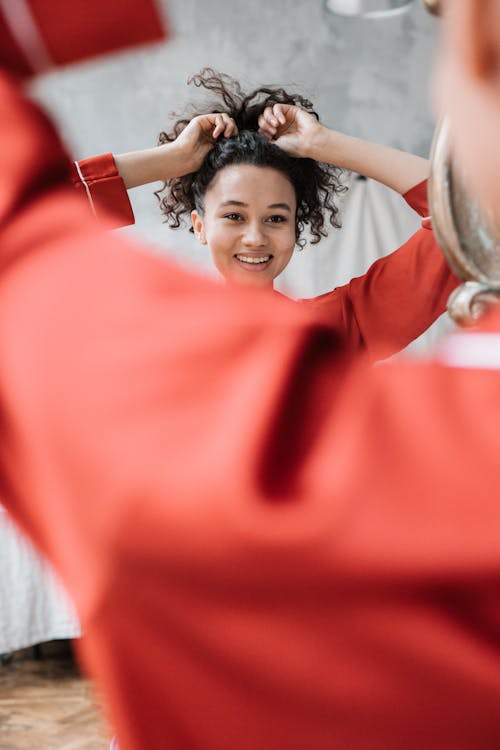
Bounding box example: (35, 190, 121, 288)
(114, 126, 430, 196)
(114, 142, 193, 189)
(308, 128, 430, 196)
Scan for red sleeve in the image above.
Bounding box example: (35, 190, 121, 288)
(402, 177, 430, 217)
(300, 180, 459, 360)
(2, 75, 500, 750)
(70, 153, 135, 227)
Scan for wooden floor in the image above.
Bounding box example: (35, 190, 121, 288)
(0, 640, 111, 750)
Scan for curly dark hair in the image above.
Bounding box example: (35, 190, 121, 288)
(154, 68, 347, 249)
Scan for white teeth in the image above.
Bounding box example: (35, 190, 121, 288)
(235, 255, 271, 264)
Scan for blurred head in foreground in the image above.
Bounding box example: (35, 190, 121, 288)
(436, 0, 500, 213)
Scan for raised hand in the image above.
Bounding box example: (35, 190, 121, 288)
(258, 103, 323, 159)
(174, 113, 238, 174)
(113, 113, 238, 188)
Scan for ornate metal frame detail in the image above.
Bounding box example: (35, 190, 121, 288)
(429, 119, 500, 325)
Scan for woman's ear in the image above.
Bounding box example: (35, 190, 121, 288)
(455, 0, 500, 81)
(436, 0, 500, 211)
(191, 210, 207, 245)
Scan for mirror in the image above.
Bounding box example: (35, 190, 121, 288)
(429, 118, 500, 324)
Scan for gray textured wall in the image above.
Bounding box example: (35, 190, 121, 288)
(31, 0, 441, 285)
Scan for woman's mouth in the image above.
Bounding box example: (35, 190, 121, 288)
(234, 253, 273, 270)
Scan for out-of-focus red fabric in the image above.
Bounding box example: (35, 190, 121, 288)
(1, 70, 500, 750)
(0, 0, 166, 76)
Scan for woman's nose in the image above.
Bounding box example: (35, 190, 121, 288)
(242, 223, 266, 247)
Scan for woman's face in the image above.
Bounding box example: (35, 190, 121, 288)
(191, 164, 297, 288)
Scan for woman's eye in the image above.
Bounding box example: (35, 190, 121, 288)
(267, 215, 287, 223)
(224, 213, 243, 221)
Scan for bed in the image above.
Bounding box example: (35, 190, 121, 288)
(0, 506, 80, 655)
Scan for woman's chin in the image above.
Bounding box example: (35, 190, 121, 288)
(222, 270, 275, 290)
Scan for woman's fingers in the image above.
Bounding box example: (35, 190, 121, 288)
(211, 114, 225, 139)
(258, 123, 274, 140)
(273, 103, 288, 125)
(211, 113, 238, 140)
(258, 107, 279, 138)
(195, 106, 297, 146)
(258, 104, 296, 140)
(222, 112, 238, 138)
(196, 105, 296, 145)
(264, 106, 280, 128)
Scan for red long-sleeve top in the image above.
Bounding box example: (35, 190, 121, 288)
(71, 153, 458, 360)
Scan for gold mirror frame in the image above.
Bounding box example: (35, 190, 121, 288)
(429, 119, 500, 324)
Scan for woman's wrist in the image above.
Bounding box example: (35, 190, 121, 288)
(304, 125, 345, 165)
(156, 141, 197, 180)
(114, 141, 196, 189)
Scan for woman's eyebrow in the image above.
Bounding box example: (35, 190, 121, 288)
(218, 200, 291, 211)
(268, 203, 291, 211)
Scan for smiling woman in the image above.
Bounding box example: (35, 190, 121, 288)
(155, 69, 344, 263)
(73, 68, 459, 360)
(191, 161, 297, 287)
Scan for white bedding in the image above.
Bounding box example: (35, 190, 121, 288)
(0, 507, 80, 654)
